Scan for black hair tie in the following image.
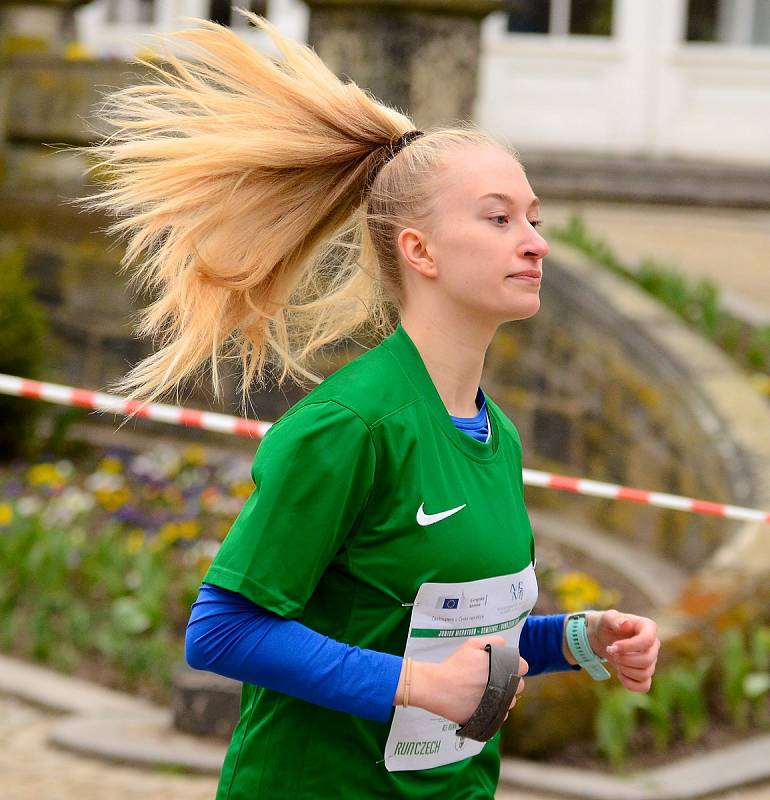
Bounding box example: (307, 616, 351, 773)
(388, 129, 425, 157)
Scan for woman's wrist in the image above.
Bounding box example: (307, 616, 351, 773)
(393, 658, 440, 713)
(562, 611, 605, 664)
(587, 611, 604, 656)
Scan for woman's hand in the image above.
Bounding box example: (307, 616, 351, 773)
(588, 610, 661, 692)
(403, 636, 528, 725)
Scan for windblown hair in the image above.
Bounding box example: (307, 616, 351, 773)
(67, 9, 511, 418)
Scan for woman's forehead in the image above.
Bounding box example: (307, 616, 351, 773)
(435, 146, 531, 205)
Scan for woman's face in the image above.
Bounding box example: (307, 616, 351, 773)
(397, 143, 549, 331)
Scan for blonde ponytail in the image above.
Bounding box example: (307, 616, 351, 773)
(64, 9, 509, 419)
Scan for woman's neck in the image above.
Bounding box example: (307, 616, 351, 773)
(399, 313, 493, 417)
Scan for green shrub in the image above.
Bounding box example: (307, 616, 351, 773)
(0, 244, 48, 461)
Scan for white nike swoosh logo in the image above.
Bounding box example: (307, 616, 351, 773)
(416, 502, 467, 526)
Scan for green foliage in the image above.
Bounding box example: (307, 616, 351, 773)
(593, 654, 709, 770)
(0, 245, 48, 461)
(718, 626, 770, 730)
(747, 327, 770, 371)
(668, 656, 712, 742)
(550, 214, 770, 377)
(645, 671, 679, 752)
(593, 683, 649, 770)
(0, 513, 201, 697)
(720, 628, 753, 730)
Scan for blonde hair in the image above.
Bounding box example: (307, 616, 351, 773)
(65, 9, 512, 419)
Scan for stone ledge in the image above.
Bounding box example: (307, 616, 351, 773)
(49, 712, 226, 776)
(0, 653, 158, 718)
(523, 151, 770, 209)
(500, 736, 770, 800)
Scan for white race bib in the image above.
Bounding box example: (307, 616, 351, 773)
(384, 563, 538, 771)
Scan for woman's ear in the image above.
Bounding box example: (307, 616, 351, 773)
(397, 227, 437, 280)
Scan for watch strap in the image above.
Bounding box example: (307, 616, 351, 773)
(455, 643, 521, 742)
(566, 612, 611, 680)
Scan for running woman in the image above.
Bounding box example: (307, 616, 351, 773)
(74, 10, 660, 798)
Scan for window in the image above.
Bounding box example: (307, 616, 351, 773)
(505, 0, 614, 36)
(105, 0, 155, 24)
(686, 0, 770, 46)
(209, 0, 268, 27)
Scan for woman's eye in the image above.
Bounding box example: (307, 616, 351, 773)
(491, 216, 543, 228)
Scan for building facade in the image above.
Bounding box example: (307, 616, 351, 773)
(75, 0, 770, 165)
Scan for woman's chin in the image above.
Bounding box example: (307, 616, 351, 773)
(501, 295, 541, 322)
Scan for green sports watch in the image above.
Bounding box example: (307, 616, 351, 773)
(565, 611, 611, 680)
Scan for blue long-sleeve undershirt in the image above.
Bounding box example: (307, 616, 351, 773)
(185, 584, 580, 723)
(185, 390, 581, 723)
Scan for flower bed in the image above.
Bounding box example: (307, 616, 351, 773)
(0, 429, 661, 758)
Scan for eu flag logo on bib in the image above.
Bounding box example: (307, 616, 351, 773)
(442, 598, 459, 609)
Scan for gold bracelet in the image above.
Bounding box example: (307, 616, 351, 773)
(402, 657, 412, 708)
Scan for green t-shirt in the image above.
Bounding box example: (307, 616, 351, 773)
(204, 322, 537, 799)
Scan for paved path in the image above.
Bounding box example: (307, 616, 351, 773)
(543, 202, 770, 326)
(0, 696, 217, 800)
(5, 693, 770, 800)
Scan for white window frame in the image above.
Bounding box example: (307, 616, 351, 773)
(549, 0, 571, 36)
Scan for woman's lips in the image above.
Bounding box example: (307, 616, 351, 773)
(506, 271, 541, 283)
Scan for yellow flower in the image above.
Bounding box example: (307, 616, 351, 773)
(554, 571, 603, 613)
(0, 503, 13, 527)
(95, 487, 132, 511)
(182, 445, 206, 466)
(124, 529, 145, 555)
(27, 463, 65, 488)
(178, 519, 200, 540)
(99, 457, 124, 474)
(159, 522, 181, 545)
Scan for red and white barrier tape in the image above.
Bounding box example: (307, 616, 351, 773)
(0, 373, 271, 439)
(1, 373, 768, 524)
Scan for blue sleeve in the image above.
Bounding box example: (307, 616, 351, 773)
(185, 582, 403, 722)
(519, 614, 582, 675)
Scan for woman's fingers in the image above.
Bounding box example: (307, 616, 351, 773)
(618, 673, 653, 692)
(614, 663, 654, 682)
(607, 627, 659, 658)
(610, 650, 658, 669)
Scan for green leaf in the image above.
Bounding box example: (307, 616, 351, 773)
(111, 596, 152, 635)
(744, 672, 770, 699)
